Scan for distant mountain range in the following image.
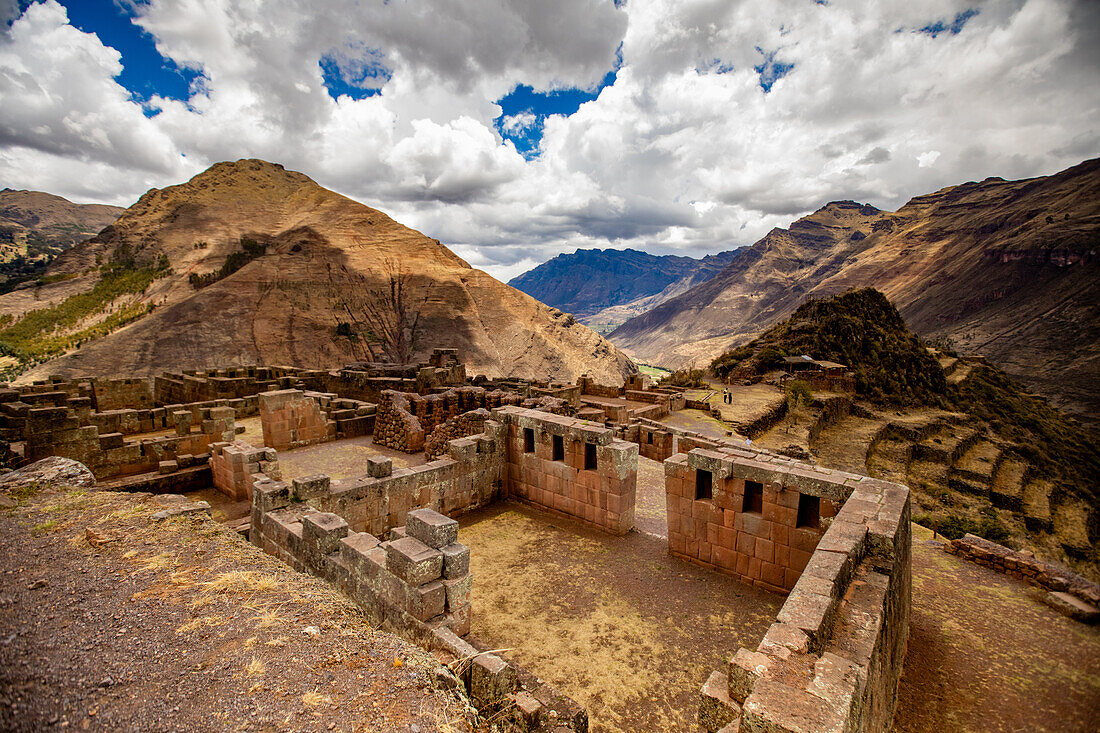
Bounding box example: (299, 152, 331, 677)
(508, 247, 739, 333)
(0, 189, 123, 278)
(608, 158, 1100, 430)
(0, 160, 634, 383)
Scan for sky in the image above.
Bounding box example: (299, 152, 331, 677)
(1, 0, 1097, 281)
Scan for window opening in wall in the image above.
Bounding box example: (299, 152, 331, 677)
(552, 434, 565, 461)
(743, 480, 763, 513)
(523, 427, 535, 453)
(696, 469, 713, 501)
(647, 431, 653, 445)
(585, 442, 597, 470)
(797, 493, 820, 529)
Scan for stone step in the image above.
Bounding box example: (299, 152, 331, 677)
(1042, 591, 1100, 624)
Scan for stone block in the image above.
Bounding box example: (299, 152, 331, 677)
(385, 536, 444, 586)
(406, 507, 458, 549)
(441, 542, 470, 579)
(291, 473, 331, 500)
(443, 573, 472, 609)
(700, 670, 740, 732)
(408, 579, 446, 621)
(367, 455, 392, 478)
(158, 460, 178, 474)
(302, 513, 349, 556)
(470, 654, 517, 708)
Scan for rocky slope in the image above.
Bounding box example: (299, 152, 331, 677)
(0, 189, 123, 275)
(3, 160, 634, 383)
(610, 159, 1100, 427)
(508, 247, 738, 332)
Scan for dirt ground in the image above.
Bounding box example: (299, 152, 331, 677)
(0, 484, 475, 733)
(896, 524, 1100, 732)
(458, 502, 782, 733)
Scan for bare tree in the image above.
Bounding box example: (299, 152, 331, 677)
(359, 261, 426, 364)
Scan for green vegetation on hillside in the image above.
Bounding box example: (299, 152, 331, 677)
(0, 250, 170, 372)
(189, 237, 267, 288)
(954, 363, 1100, 506)
(711, 288, 947, 406)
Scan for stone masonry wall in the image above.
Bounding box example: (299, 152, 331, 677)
(666, 448, 840, 594)
(249, 474, 586, 732)
(259, 389, 334, 451)
(374, 387, 523, 453)
(210, 439, 282, 501)
(305, 422, 507, 538)
(91, 377, 154, 411)
(497, 406, 637, 536)
(696, 452, 911, 733)
(24, 404, 236, 479)
(576, 374, 621, 399)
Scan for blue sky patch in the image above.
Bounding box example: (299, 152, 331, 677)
(35, 0, 203, 107)
(494, 67, 618, 159)
(319, 47, 390, 101)
(919, 8, 980, 38)
(754, 48, 795, 93)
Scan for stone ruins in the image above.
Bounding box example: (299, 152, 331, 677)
(0, 348, 913, 733)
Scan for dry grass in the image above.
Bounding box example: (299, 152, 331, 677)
(202, 570, 280, 595)
(301, 690, 332, 707)
(246, 656, 266, 677)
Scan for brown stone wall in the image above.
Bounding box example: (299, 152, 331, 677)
(576, 375, 621, 399)
(211, 440, 281, 500)
(305, 421, 506, 538)
(24, 404, 236, 479)
(374, 387, 523, 453)
(497, 407, 637, 536)
(424, 409, 490, 461)
(695, 453, 912, 733)
(665, 449, 840, 594)
(259, 389, 334, 451)
(91, 377, 153, 411)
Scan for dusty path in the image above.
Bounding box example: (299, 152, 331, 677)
(895, 524, 1100, 732)
(459, 502, 782, 733)
(0, 485, 474, 733)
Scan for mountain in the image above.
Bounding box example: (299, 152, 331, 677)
(0, 189, 123, 277)
(508, 248, 739, 333)
(610, 159, 1100, 429)
(0, 160, 634, 383)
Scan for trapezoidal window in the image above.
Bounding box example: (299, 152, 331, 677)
(695, 469, 713, 501)
(742, 480, 763, 514)
(797, 494, 820, 529)
(523, 427, 535, 453)
(584, 442, 598, 470)
(552, 434, 565, 462)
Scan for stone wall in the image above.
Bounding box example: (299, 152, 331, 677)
(23, 404, 236, 479)
(665, 448, 843, 593)
(946, 534, 1100, 613)
(497, 406, 638, 535)
(91, 377, 153, 411)
(424, 408, 490, 461)
(697, 455, 911, 733)
(249, 476, 586, 732)
(259, 390, 334, 451)
(210, 439, 282, 500)
(154, 366, 297, 404)
(576, 374, 621, 399)
(374, 387, 524, 453)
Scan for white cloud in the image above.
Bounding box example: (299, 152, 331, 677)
(0, 0, 1097, 279)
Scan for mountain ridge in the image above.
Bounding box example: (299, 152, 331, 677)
(609, 159, 1100, 428)
(508, 246, 739, 331)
